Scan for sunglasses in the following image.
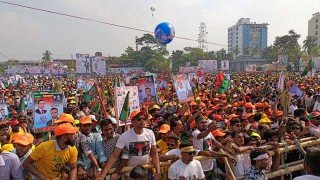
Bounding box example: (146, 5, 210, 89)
(183, 151, 196, 156)
(136, 117, 146, 121)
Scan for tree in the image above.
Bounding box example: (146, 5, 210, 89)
(41, 50, 53, 67)
(311, 46, 320, 57)
(303, 36, 318, 55)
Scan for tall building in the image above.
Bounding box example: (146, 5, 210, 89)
(228, 18, 268, 57)
(308, 12, 320, 45)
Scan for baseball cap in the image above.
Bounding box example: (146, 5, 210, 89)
(258, 118, 272, 125)
(14, 133, 34, 146)
(54, 123, 79, 136)
(54, 113, 74, 124)
(213, 115, 223, 121)
(158, 124, 170, 134)
(211, 129, 226, 137)
(308, 111, 320, 119)
(10, 120, 20, 126)
(109, 117, 117, 124)
(152, 105, 160, 110)
(79, 116, 92, 124)
(245, 102, 254, 109)
(129, 109, 144, 120)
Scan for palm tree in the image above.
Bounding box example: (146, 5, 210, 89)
(41, 50, 53, 67)
(303, 36, 318, 55)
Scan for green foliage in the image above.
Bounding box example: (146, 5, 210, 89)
(310, 46, 320, 57)
(303, 36, 318, 55)
(41, 50, 53, 66)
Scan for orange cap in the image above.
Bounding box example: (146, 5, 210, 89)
(263, 102, 270, 108)
(54, 123, 79, 136)
(232, 102, 238, 107)
(276, 110, 283, 117)
(246, 113, 255, 118)
(79, 116, 92, 124)
(228, 114, 240, 121)
(158, 124, 170, 133)
(199, 103, 206, 108)
(245, 102, 254, 109)
(220, 94, 226, 97)
(190, 120, 196, 129)
(238, 101, 245, 106)
(213, 98, 219, 102)
(189, 101, 197, 106)
(222, 100, 227, 104)
(255, 103, 263, 108)
(211, 129, 226, 137)
(54, 113, 74, 124)
(13, 133, 34, 146)
(129, 109, 143, 120)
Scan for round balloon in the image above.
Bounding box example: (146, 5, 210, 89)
(154, 22, 175, 45)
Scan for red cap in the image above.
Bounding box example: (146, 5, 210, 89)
(10, 120, 20, 126)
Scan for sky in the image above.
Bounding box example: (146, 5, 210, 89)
(0, 0, 319, 61)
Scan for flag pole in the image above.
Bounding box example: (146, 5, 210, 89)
(94, 82, 108, 120)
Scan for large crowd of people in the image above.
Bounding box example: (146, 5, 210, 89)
(0, 72, 320, 180)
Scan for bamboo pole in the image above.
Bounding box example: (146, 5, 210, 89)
(220, 149, 236, 180)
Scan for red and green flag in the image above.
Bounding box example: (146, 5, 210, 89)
(301, 60, 313, 77)
(18, 97, 25, 114)
(119, 91, 130, 122)
(215, 72, 231, 94)
(83, 86, 97, 103)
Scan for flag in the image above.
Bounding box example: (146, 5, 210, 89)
(119, 91, 130, 122)
(289, 85, 303, 98)
(265, 70, 271, 78)
(301, 60, 313, 77)
(18, 97, 25, 114)
(215, 72, 230, 94)
(83, 86, 97, 103)
(163, 66, 167, 76)
(115, 78, 121, 87)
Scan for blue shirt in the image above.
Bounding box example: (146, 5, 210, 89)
(0, 152, 24, 180)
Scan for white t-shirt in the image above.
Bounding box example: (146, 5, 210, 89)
(168, 159, 205, 180)
(294, 175, 320, 180)
(116, 128, 156, 167)
(192, 129, 215, 171)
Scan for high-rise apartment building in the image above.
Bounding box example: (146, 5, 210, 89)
(228, 18, 268, 57)
(308, 12, 320, 45)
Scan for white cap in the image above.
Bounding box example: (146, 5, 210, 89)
(89, 115, 97, 121)
(109, 117, 117, 124)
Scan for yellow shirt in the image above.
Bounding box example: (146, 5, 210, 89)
(29, 140, 78, 179)
(157, 139, 168, 155)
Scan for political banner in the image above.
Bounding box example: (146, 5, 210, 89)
(173, 75, 194, 103)
(278, 55, 288, 64)
(92, 56, 106, 75)
(289, 86, 303, 98)
(115, 86, 139, 126)
(134, 76, 157, 105)
(221, 60, 230, 71)
(245, 64, 257, 72)
(26, 87, 39, 110)
(178, 66, 198, 74)
(108, 67, 144, 74)
(7, 63, 65, 75)
(0, 98, 9, 124)
(77, 77, 95, 91)
(155, 77, 167, 92)
(76, 53, 91, 75)
(198, 60, 218, 72)
(188, 73, 198, 87)
(33, 93, 64, 132)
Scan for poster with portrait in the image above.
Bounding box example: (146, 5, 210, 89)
(221, 60, 230, 71)
(245, 64, 257, 72)
(77, 77, 95, 91)
(33, 93, 64, 132)
(0, 98, 9, 124)
(115, 86, 139, 126)
(155, 77, 167, 92)
(92, 56, 106, 75)
(26, 87, 39, 110)
(188, 73, 198, 87)
(173, 75, 194, 103)
(134, 76, 157, 105)
(76, 53, 91, 75)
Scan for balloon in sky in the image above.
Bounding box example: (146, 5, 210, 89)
(154, 22, 175, 45)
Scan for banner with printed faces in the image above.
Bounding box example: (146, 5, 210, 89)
(155, 77, 167, 92)
(245, 64, 257, 72)
(77, 77, 95, 91)
(114, 86, 139, 126)
(33, 93, 64, 132)
(134, 76, 157, 105)
(0, 98, 9, 124)
(221, 60, 230, 71)
(173, 75, 194, 103)
(76, 53, 91, 75)
(92, 56, 107, 75)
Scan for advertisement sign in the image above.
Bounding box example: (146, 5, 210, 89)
(7, 63, 65, 75)
(134, 76, 157, 105)
(178, 66, 198, 74)
(76, 53, 91, 75)
(198, 60, 218, 72)
(221, 60, 230, 71)
(77, 77, 95, 91)
(115, 86, 139, 126)
(33, 93, 64, 132)
(278, 55, 288, 64)
(108, 67, 144, 74)
(173, 75, 194, 103)
(245, 64, 257, 72)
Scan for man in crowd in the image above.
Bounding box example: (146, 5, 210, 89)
(96, 109, 160, 180)
(0, 147, 24, 179)
(168, 142, 205, 179)
(23, 123, 78, 179)
(294, 147, 320, 180)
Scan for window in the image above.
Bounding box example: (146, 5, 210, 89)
(316, 25, 318, 29)
(316, 19, 318, 23)
(316, 31, 318, 35)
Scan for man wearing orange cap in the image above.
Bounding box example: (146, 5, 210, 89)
(157, 124, 171, 155)
(23, 123, 79, 180)
(13, 133, 34, 179)
(97, 109, 160, 180)
(78, 116, 105, 179)
(9, 119, 24, 143)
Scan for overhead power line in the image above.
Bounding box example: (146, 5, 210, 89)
(0, 0, 227, 47)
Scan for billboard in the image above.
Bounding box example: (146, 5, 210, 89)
(134, 76, 157, 105)
(173, 75, 194, 103)
(198, 60, 218, 72)
(245, 64, 257, 72)
(76, 53, 91, 75)
(7, 63, 65, 75)
(221, 60, 230, 71)
(92, 56, 106, 75)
